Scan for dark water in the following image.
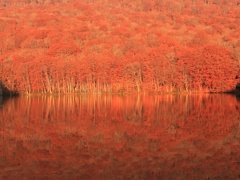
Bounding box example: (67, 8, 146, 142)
(0, 94, 240, 179)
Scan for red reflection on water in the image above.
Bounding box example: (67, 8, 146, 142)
(0, 94, 240, 179)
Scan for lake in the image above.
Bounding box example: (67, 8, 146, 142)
(0, 94, 240, 179)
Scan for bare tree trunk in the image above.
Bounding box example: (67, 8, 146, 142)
(44, 68, 52, 93)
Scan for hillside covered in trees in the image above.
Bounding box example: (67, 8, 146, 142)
(0, 0, 239, 94)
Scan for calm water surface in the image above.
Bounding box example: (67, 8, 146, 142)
(0, 94, 240, 179)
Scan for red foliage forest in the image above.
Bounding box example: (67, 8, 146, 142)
(0, 0, 239, 94)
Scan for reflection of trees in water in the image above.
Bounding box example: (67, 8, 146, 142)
(20, 95, 114, 123)
(0, 94, 239, 136)
(137, 94, 240, 137)
(123, 95, 143, 123)
(237, 95, 240, 102)
(0, 94, 240, 179)
(152, 95, 194, 134)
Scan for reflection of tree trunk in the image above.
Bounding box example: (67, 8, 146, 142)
(136, 95, 142, 117)
(154, 96, 160, 120)
(123, 95, 143, 123)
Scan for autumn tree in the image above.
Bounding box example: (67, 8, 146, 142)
(124, 61, 143, 92)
